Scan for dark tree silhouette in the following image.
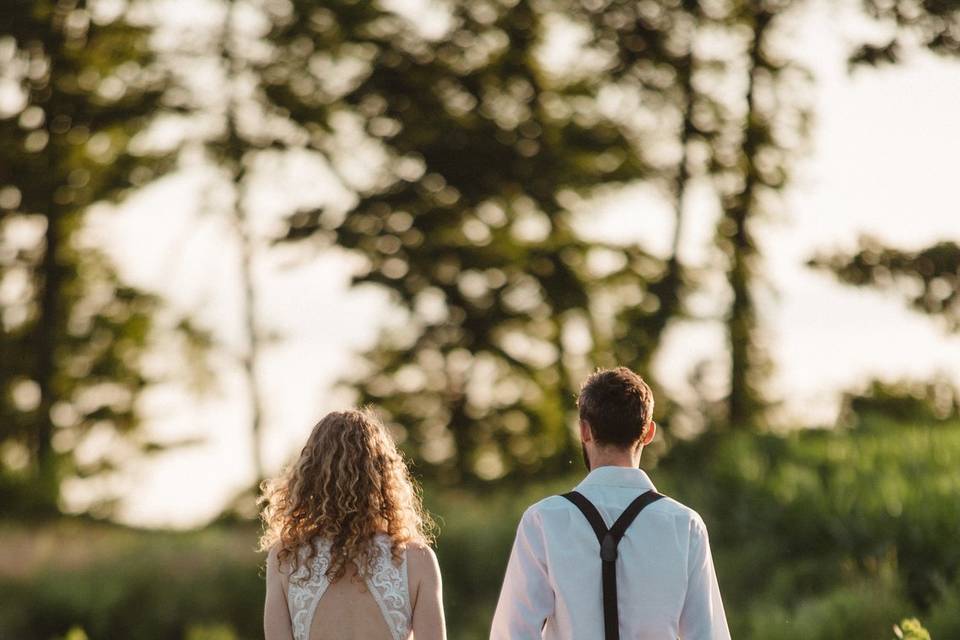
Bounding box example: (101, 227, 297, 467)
(812, 238, 960, 332)
(0, 0, 176, 514)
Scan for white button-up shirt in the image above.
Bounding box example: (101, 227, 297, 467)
(490, 466, 730, 640)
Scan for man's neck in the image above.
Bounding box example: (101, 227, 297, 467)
(588, 446, 642, 470)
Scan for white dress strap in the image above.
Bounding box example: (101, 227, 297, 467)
(367, 534, 413, 640)
(286, 536, 412, 640)
(287, 539, 332, 640)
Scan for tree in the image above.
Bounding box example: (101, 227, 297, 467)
(271, 0, 822, 482)
(276, 0, 708, 482)
(706, 0, 812, 429)
(581, 0, 814, 431)
(571, 0, 815, 432)
(0, 0, 175, 514)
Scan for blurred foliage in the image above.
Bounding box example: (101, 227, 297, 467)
(3, 417, 959, 639)
(2, 0, 957, 514)
(276, 0, 688, 481)
(745, 575, 911, 640)
(661, 424, 960, 626)
(0, 0, 186, 515)
(0, 519, 262, 640)
(895, 618, 932, 640)
(270, 0, 824, 484)
(811, 237, 960, 332)
(851, 0, 960, 67)
(841, 378, 960, 426)
(184, 624, 239, 640)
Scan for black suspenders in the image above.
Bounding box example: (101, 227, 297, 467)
(561, 490, 665, 640)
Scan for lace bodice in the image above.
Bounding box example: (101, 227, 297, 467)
(287, 534, 412, 640)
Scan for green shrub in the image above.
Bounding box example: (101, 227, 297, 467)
(662, 420, 960, 621)
(0, 522, 263, 640)
(925, 579, 960, 639)
(744, 569, 909, 640)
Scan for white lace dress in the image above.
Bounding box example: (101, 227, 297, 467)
(286, 534, 412, 640)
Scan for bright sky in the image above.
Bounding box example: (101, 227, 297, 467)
(78, 0, 960, 528)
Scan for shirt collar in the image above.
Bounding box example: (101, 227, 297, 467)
(576, 466, 657, 491)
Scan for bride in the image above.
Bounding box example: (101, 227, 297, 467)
(260, 409, 446, 640)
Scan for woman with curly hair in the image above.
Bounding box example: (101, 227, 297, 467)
(260, 409, 446, 640)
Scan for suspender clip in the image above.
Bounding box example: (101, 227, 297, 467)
(600, 532, 618, 562)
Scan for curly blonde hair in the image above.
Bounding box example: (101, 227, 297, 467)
(258, 408, 434, 582)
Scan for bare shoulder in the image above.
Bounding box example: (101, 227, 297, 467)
(405, 541, 439, 568)
(265, 545, 294, 586)
(266, 545, 283, 570)
(405, 541, 441, 585)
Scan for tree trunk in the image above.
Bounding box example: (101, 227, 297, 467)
(724, 8, 773, 430)
(33, 210, 62, 512)
(223, 0, 266, 488)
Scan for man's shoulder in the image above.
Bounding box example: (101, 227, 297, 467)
(653, 495, 710, 530)
(519, 494, 571, 521)
(522, 490, 708, 530)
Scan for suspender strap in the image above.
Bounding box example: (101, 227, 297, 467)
(561, 489, 665, 640)
(561, 491, 609, 544)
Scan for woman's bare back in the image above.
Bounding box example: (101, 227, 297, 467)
(308, 564, 394, 640)
(264, 537, 445, 640)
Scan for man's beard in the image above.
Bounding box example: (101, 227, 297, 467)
(581, 444, 591, 471)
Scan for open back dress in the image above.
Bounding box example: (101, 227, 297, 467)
(287, 533, 412, 640)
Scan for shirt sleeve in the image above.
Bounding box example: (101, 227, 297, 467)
(678, 515, 731, 640)
(489, 506, 554, 640)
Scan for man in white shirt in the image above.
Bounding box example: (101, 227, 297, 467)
(490, 366, 730, 640)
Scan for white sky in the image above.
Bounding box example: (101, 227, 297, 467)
(77, 0, 960, 528)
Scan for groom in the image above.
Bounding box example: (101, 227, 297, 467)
(490, 367, 730, 639)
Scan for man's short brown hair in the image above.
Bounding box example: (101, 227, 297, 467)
(577, 367, 654, 448)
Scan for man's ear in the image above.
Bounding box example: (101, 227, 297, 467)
(579, 419, 593, 444)
(641, 420, 656, 446)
